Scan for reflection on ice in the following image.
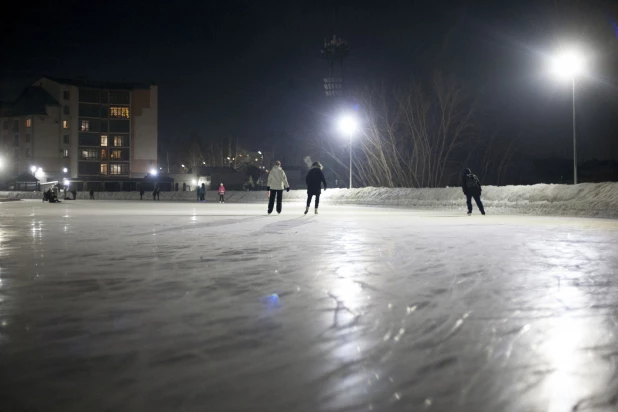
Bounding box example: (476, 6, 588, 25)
(0, 202, 618, 412)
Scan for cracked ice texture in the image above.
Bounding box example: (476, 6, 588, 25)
(0, 201, 617, 411)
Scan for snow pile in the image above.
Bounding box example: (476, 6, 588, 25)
(2, 182, 618, 217)
(314, 183, 618, 217)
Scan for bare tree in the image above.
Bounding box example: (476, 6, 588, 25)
(318, 74, 477, 188)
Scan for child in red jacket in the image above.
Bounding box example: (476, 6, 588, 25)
(218, 183, 226, 203)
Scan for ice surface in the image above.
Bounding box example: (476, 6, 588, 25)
(1, 200, 618, 411)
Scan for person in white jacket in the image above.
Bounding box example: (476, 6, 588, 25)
(266, 161, 290, 214)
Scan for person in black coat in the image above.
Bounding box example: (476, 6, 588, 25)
(305, 161, 327, 215)
(461, 168, 485, 216)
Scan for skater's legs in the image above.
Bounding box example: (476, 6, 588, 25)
(276, 190, 283, 213)
(473, 194, 485, 214)
(315, 194, 320, 209)
(306, 194, 313, 208)
(466, 195, 472, 213)
(267, 191, 276, 213)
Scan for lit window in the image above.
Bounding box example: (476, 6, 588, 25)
(113, 136, 124, 146)
(101, 149, 107, 160)
(63, 135, 70, 144)
(63, 120, 69, 129)
(81, 149, 98, 160)
(110, 163, 128, 175)
(25, 134, 31, 143)
(100, 164, 108, 175)
(63, 149, 69, 158)
(26, 118, 32, 128)
(80, 120, 90, 131)
(101, 135, 108, 146)
(110, 149, 122, 160)
(110, 107, 130, 118)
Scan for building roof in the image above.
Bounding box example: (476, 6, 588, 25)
(196, 166, 241, 175)
(7, 172, 39, 183)
(42, 77, 155, 90)
(9, 86, 60, 116)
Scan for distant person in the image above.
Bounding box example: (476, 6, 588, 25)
(43, 188, 52, 202)
(201, 183, 206, 202)
(152, 189, 157, 201)
(196, 185, 202, 202)
(89, 188, 94, 200)
(461, 168, 485, 216)
(218, 183, 226, 203)
(305, 161, 327, 215)
(156, 187, 161, 200)
(71, 189, 77, 200)
(140, 189, 145, 200)
(266, 160, 290, 215)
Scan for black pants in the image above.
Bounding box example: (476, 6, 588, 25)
(219, 194, 224, 202)
(466, 193, 485, 214)
(268, 190, 283, 214)
(306, 193, 320, 208)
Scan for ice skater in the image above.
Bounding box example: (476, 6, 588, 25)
(152, 188, 157, 201)
(156, 188, 161, 200)
(461, 168, 485, 216)
(266, 160, 290, 215)
(140, 189, 144, 200)
(218, 183, 226, 203)
(89, 188, 95, 200)
(304, 161, 327, 215)
(201, 183, 206, 202)
(196, 185, 202, 202)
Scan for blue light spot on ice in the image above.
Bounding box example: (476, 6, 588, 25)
(261, 293, 281, 309)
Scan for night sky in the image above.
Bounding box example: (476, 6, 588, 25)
(2, 0, 618, 162)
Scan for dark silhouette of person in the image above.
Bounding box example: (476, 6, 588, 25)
(305, 161, 327, 214)
(461, 168, 485, 216)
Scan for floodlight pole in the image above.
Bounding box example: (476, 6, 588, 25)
(572, 77, 577, 185)
(349, 131, 353, 189)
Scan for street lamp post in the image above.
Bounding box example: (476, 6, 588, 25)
(550, 48, 585, 184)
(338, 115, 358, 189)
(572, 77, 577, 184)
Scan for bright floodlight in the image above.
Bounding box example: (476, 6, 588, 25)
(63, 167, 68, 173)
(31, 166, 37, 173)
(181, 164, 185, 168)
(257, 151, 262, 155)
(150, 168, 158, 176)
(550, 49, 586, 79)
(338, 115, 358, 135)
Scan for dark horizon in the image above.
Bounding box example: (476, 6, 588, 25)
(2, 0, 618, 164)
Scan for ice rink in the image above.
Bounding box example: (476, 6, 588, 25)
(1, 200, 618, 412)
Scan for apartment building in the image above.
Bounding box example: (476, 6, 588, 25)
(0, 77, 158, 184)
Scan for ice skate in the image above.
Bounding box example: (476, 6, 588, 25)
(315, 209, 318, 215)
(467, 212, 471, 216)
(304, 207, 308, 215)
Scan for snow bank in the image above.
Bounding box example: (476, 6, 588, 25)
(2, 182, 618, 217)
